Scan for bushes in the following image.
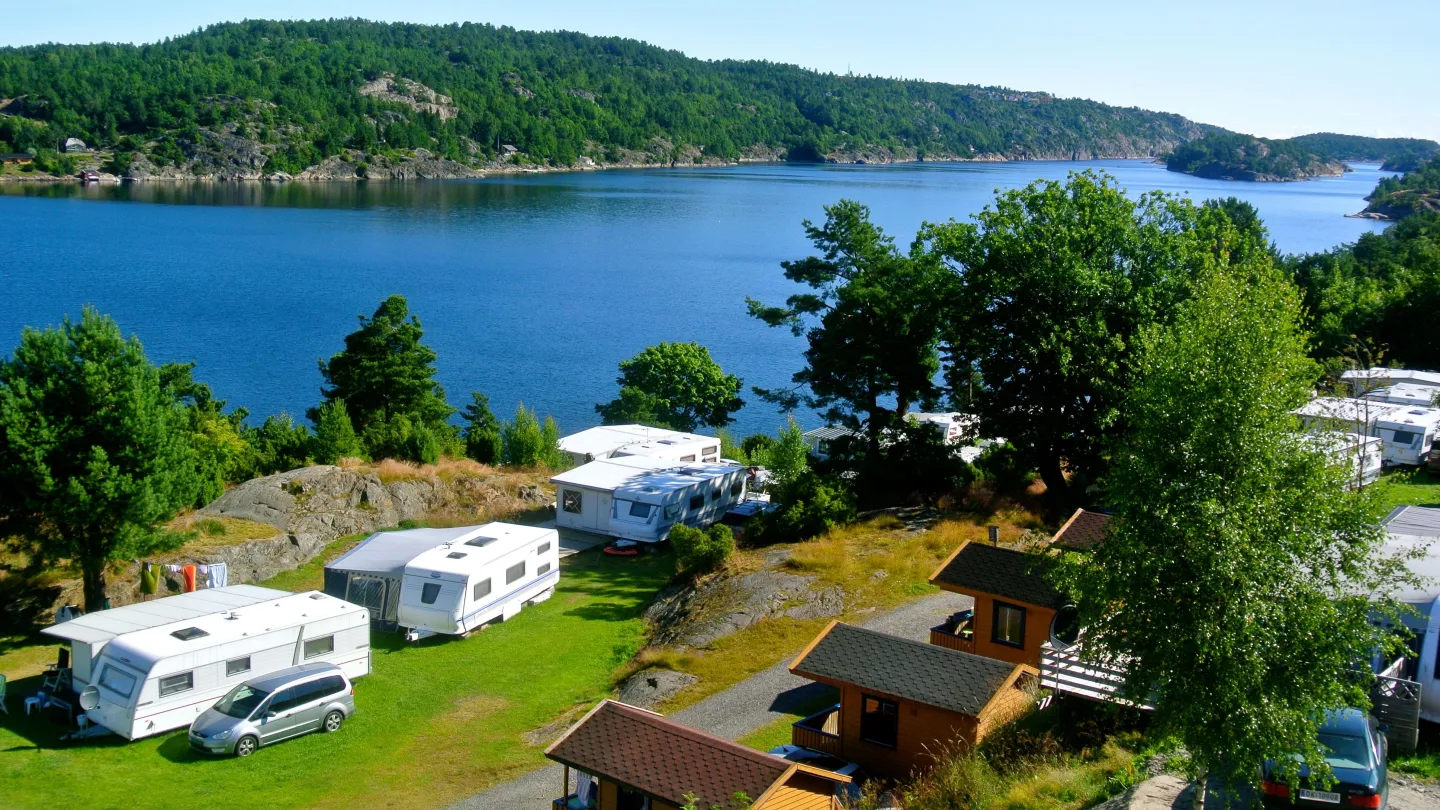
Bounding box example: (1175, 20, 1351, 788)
(744, 473, 856, 545)
(974, 441, 1037, 495)
(669, 523, 734, 574)
(500, 403, 567, 468)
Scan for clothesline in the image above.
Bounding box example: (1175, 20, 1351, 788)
(136, 560, 229, 597)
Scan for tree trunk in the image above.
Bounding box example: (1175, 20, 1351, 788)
(81, 557, 108, 614)
(1191, 771, 1208, 810)
(1038, 450, 1073, 520)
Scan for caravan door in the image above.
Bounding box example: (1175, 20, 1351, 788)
(595, 492, 613, 532)
(345, 576, 388, 623)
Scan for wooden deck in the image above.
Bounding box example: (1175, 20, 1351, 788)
(1039, 641, 1154, 710)
(791, 706, 842, 756)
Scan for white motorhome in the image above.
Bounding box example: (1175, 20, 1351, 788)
(1376, 506, 1440, 723)
(1374, 408, 1440, 467)
(551, 456, 747, 542)
(54, 589, 369, 740)
(397, 522, 560, 640)
(557, 424, 719, 467)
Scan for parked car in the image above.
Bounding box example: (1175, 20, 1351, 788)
(188, 662, 355, 757)
(78, 170, 99, 182)
(1261, 709, 1388, 809)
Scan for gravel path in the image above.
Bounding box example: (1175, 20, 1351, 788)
(450, 590, 974, 810)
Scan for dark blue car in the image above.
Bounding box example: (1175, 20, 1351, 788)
(1262, 709, 1388, 809)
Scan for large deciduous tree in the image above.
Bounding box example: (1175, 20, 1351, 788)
(924, 172, 1205, 512)
(749, 199, 947, 455)
(1052, 237, 1409, 794)
(0, 309, 204, 611)
(596, 342, 744, 432)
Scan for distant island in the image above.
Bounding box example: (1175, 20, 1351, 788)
(2, 19, 1227, 182)
(1164, 132, 1439, 182)
(1356, 155, 1440, 220)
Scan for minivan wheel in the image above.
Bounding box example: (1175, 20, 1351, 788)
(323, 710, 345, 733)
(235, 736, 259, 758)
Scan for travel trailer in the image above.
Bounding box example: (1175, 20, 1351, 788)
(1374, 408, 1440, 466)
(396, 523, 560, 641)
(1342, 367, 1440, 397)
(904, 412, 978, 444)
(1366, 383, 1440, 409)
(1376, 506, 1440, 723)
(56, 590, 369, 740)
(1297, 432, 1384, 488)
(40, 585, 297, 693)
(1295, 397, 1404, 434)
(550, 456, 747, 542)
(557, 424, 720, 467)
(325, 523, 559, 639)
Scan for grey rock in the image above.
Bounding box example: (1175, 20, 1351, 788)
(785, 586, 844, 620)
(617, 668, 698, 709)
(870, 569, 889, 582)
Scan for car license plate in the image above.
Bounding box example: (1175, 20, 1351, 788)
(1298, 789, 1340, 804)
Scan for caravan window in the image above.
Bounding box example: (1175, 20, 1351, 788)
(421, 582, 442, 604)
(711, 488, 722, 501)
(473, 578, 492, 601)
(688, 494, 705, 511)
(1389, 429, 1421, 447)
(226, 656, 251, 677)
(98, 664, 137, 699)
(538, 562, 552, 576)
(159, 671, 193, 697)
(506, 561, 526, 585)
(680, 455, 696, 462)
(664, 504, 680, 521)
(628, 502, 652, 519)
(537, 542, 552, 555)
(561, 490, 582, 514)
(303, 635, 335, 659)
(730, 481, 743, 497)
(703, 446, 718, 456)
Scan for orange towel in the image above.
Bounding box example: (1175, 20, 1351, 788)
(182, 564, 197, 593)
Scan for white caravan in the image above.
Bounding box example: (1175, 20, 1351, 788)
(1298, 432, 1383, 488)
(1342, 367, 1440, 397)
(396, 522, 561, 640)
(551, 456, 747, 542)
(1366, 383, 1440, 409)
(1373, 408, 1440, 467)
(1376, 506, 1440, 722)
(558, 424, 719, 467)
(66, 590, 369, 740)
(41, 585, 296, 693)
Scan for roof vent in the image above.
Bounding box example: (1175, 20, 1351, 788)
(447, 551, 467, 559)
(1409, 409, 1427, 415)
(309, 594, 326, 600)
(170, 627, 209, 641)
(465, 537, 495, 547)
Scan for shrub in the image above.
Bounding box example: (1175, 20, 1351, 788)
(310, 398, 364, 464)
(739, 433, 776, 464)
(974, 441, 1037, 495)
(670, 523, 734, 574)
(745, 473, 855, 545)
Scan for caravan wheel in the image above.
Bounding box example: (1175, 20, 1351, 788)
(323, 710, 345, 733)
(235, 735, 259, 758)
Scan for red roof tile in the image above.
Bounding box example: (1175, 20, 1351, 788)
(1051, 509, 1111, 551)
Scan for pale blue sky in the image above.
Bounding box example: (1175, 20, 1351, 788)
(4, 0, 1437, 141)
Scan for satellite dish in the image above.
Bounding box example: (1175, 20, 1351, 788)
(1049, 605, 1082, 650)
(79, 685, 101, 711)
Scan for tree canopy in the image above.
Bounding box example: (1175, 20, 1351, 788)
(596, 342, 743, 432)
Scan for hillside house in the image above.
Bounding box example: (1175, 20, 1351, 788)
(545, 700, 850, 810)
(787, 622, 1037, 780)
(927, 540, 1069, 668)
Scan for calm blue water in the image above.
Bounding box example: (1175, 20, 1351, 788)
(0, 160, 1394, 438)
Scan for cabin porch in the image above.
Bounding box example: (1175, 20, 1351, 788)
(791, 704, 842, 756)
(929, 609, 975, 654)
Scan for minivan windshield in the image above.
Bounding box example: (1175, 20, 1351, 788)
(214, 683, 270, 719)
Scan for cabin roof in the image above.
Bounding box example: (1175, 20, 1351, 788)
(790, 623, 1019, 717)
(930, 541, 1066, 608)
(551, 456, 741, 496)
(41, 584, 289, 645)
(546, 700, 820, 810)
(1051, 508, 1113, 552)
(1384, 506, 1440, 539)
(403, 523, 556, 575)
(99, 591, 363, 672)
(557, 424, 704, 457)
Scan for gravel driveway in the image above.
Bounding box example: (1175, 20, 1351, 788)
(450, 591, 974, 810)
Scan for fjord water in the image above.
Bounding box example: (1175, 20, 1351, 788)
(0, 161, 1393, 437)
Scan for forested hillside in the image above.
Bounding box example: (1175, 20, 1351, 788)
(1286, 132, 1438, 166)
(0, 18, 1218, 178)
(1361, 155, 1440, 219)
(1165, 132, 1439, 182)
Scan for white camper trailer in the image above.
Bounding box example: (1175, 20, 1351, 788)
(1292, 397, 1436, 465)
(557, 424, 720, 467)
(49, 589, 369, 740)
(551, 456, 747, 542)
(1376, 506, 1440, 723)
(40, 585, 296, 693)
(1373, 408, 1440, 467)
(1366, 383, 1440, 409)
(396, 522, 560, 640)
(324, 528, 471, 631)
(1343, 367, 1440, 397)
(1298, 432, 1384, 488)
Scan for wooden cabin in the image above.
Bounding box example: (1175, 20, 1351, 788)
(545, 700, 850, 810)
(1049, 508, 1111, 552)
(787, 622, 1037, 781)
(927, 540, 1068, 668)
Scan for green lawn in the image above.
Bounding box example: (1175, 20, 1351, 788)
(0, 548, 674, 810)
(1371, 467, 1440, 513)
(736, 689, 838, 753)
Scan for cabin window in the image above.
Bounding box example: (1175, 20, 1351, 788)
(860, 694, 900, 749)
(303, 635, 335, 659)
(98, 665, 137, 699)
(473, 578, 492, 601)
(537, 542, 551, 555)
(159, 671, 194, 697)
(170, 627, 209, 641)
(538, 562, 552, 576)
(730, 481, 743, 496)
(561, 490, 582, 514)
(421, 582, 442, 604)
(992, 601, 1027, 648)
(506, 561, 526, 585)
(688, 494, 705, 511)
(628, 501, 653, 519)
(226, 656, 252, 677)
(680, 455, 696, 462)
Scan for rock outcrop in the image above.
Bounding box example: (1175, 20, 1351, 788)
(358, 74, 460, 121)
(645, 568, 845, 648)
(617, 668, 700, 709)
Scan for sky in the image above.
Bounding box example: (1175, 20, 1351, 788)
(4, 0, 1438, 142)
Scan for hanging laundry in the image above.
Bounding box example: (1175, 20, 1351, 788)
(181, 564, 197, 593)
(207, 562, 229, 589)
(197, 565, 210, 589)
(140, 563, 159, 595)
(166, 564, 181, 574)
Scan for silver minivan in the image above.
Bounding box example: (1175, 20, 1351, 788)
(188, 662, 355, 757)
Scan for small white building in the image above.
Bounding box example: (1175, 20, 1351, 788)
(1367, 383, 1440, 409)
(802, 426, 860, 460)
(551, 456, 747, 542)
(47, 588, 370, 740)
(396, 522, 560, 640)
(558, 424, 721, 467)
(1342, 367, 1440, 397)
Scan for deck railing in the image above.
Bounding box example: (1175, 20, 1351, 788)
(929, 623, 975, 654)
(792, 705, 842, 756)
(1039, 641, 1154, 710)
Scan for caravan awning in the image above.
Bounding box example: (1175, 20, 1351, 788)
(41, 584, 288, 645)
(327, 527, 486, 576)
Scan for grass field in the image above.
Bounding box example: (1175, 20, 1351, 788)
(1371, 467, 1440, 513)
(0, 548, 674, 810)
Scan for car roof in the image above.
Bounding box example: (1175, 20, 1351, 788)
(1320, 708, 1370, 736)
(245, 662, 344, 692)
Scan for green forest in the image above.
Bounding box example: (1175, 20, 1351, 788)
(1362, 154, 1440, 219)
(1166, 132, 1438, 181)
(0, 18, 1217, 174)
